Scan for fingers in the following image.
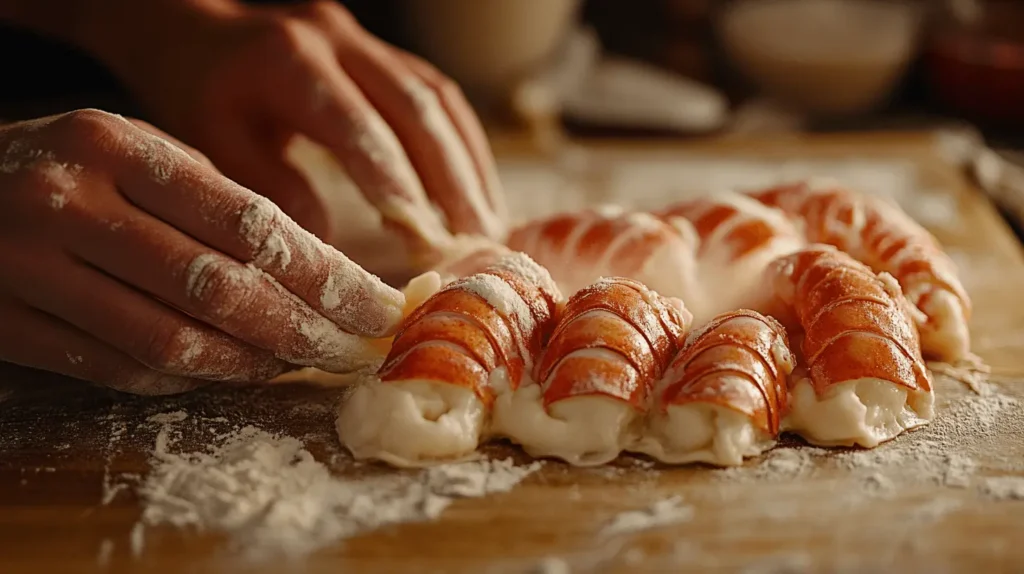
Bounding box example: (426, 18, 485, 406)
(0, 298, 206, 396)
(124, 117, 220, 172)
(393, 49, 509, 231)
(254, 22, 454, 257)
(57, 190, 389, 372)
(74, 115, 406, 339)
(306, 5, 505, 240)
(0, 244, 291, 383)
(337, 39, 503, 239)
(202, 116, 332, 240)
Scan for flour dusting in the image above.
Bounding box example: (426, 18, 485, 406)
(405, 79, 502, 239)
(600, 496, 694, 537)
(978, 477, 1024, 501)
(134, 417, 540, 560)
(238, 197, 293, 272)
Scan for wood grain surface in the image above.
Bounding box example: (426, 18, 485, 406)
(2, 131, 1023, 574)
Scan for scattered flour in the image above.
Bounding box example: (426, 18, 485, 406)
(101, 409, 129, 506)
(49, 192, 68, 209)
(146, 411, 188, 424)
(530, 556, 572, 574)
(978, 477, 1024, 501)
(130, 522, 145, 557)
(600, 496, 694, 537)
(134, 419, 541, 560)
(833, 389, 1023, 489)
(97, 539, 114, 566)
(714, 446, 824, 482)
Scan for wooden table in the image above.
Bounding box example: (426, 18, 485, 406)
(2, 131, 1023, 573)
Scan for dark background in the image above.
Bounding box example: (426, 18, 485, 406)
(2, 0, 1024, 146)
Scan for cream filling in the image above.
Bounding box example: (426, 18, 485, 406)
(335, 378, 485, 468)
(783, 376, 935, 448)
(918, 290, 971, 361)
(492, 384, 639, 467)
(632, 403, 775, 467)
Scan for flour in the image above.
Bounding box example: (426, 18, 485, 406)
(714, 446, 823, 482)
(147, 411, 188, 424)
(169, 328, 205, 372)
(530, 556, 572, 574)
(101, 408, 129, 506)
(184, 253, 259, 304)
(978, 477, 1024, 501)
(134, 417, 541, 560)
(705, 377, 1023, 500)
(48, 192, 68, 210)
(238, 197, 293, 272)
(832, 385, 1022, 490)
(130, 129, 191, 186)
(600, 496, 694, 537)
(97, 539, 114, 566)
(406, 79, 502, 239)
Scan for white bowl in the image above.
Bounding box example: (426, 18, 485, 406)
(718, 0, 924, 116)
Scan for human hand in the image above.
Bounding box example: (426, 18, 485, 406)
(89, 0, 507, 264)
(0, 109, 405, 395)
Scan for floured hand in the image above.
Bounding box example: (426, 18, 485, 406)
(0, 110, 404, 395)
(88, 0, 507, 261)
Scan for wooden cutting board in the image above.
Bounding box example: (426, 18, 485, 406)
(2, 131, 1023, 574)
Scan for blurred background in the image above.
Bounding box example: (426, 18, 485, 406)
(3, 0, 1024, 145)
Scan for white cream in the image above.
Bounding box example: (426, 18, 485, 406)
(783, 375, 934, 448)
(633, 402, 775, 467)
(336, 379, 485, 468)
(492, 384, 639, 467)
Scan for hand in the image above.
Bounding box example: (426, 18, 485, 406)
(0, 109, 405, 395)
(90, 0, 507, 262)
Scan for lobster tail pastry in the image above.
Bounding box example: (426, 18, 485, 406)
(768, 245, 934, 448)
(750, 179, 972, 361)
(633, 309, 794, 466)
(492, 277, 690, 466)
(507, 206, 703, 307)
(657, 191, 805, 325)
(336, 252, 562, 467)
